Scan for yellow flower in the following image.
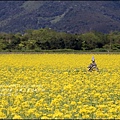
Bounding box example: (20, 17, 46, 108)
(74, 113, 79, 117)
(0, 111, 6, 119)
(95, 111, 107, 118)
(26, 108, 36, 116)
(63, 104, 69, 108)
(82, 114, 90, 119)
(47, 114, 53, 118)
(0, 54, 120, 119)
(79, 108, 88, 114)
(77, 101, 82, 105)
(34, 112, 40, 118)
(108, 108, 117, 113)
(53, 109, 63, 118)
(64, 114, 72, 118)
(70, 101, 76, 105)
(41, 116, 49, 119)
(13, 114, 22, 119)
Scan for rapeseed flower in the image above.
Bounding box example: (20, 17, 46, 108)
(0, 54, 120, 119)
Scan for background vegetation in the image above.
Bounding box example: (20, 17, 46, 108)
(0, 28, 120, 52)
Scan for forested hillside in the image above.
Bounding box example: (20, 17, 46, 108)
(1, 1, 120, 33)
(0, 28, 120, 52)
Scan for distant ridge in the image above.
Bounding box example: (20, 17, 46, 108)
(0, 1, 120, 33)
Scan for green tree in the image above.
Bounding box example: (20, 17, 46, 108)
(80, 32, 101, 50)
(0, 39, 6, 51)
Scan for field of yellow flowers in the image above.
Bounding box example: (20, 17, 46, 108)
(0, 53, 120, 119)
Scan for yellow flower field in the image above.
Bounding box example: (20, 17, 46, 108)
(0, 53, 120, 119)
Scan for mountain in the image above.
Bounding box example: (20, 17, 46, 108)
(0, 1, 120, 34)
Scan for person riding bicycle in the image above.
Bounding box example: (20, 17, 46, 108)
(88, 56, 99, 72)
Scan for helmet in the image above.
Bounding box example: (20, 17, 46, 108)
(92, 56, 95, 61)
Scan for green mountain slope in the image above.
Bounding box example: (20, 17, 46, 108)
(0, 1, 120, 33)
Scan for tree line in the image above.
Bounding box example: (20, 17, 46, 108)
(0, 28, 120, 52)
